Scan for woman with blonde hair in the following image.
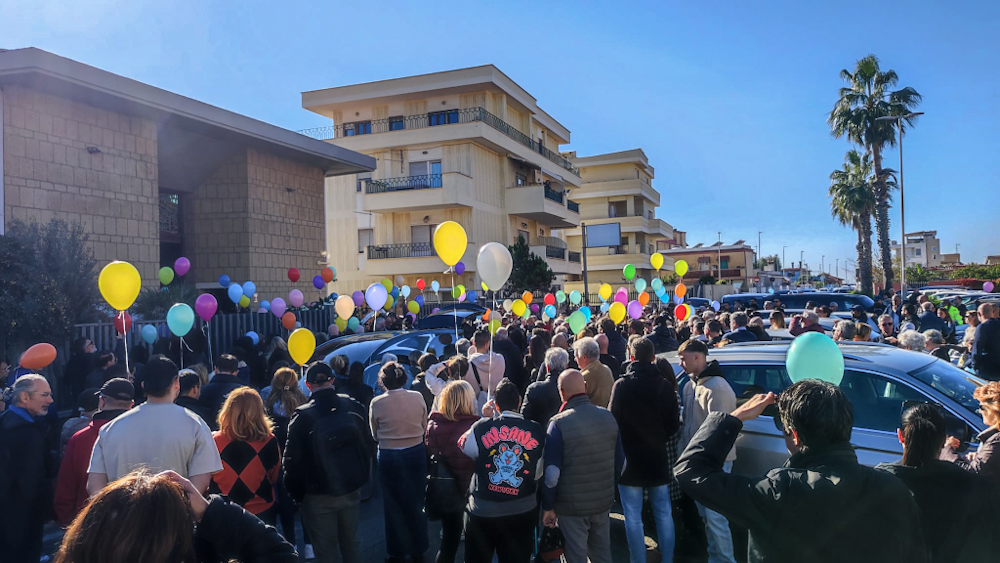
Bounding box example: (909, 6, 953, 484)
(769, 310, 786, 330)
(946, 381, 1000, 487)
(425, 380, 480, 563)
(211, 387, 281, 524)
(854, 323, 872, 341)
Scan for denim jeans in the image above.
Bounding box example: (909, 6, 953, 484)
(695, 460, 736, 563)
(618, 484, 674, 563)
(378, 445, 430, 558)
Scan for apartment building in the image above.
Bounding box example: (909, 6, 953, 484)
(300, 65, 582, 291)
(891, 230, 944, 268)
(562, 149, 686, 292)
(660, 240, 758, 288)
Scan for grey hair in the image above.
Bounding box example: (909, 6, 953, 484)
(921, 302, 935, 312)
(11, 374, 46, 406)
(834, 320, 857, 340)
(495, 327, 509, 340)
(748, 316, 764, 328)
(544, 347, 570, 374)
(456, 338, 472, 356)
(801, 310, 819, 324)
(380, 353, 398, 365)
(922, 329, 945, 346)
(878, 314, 893, 324)
(573, 337, 600, 361)
(898, 330, 927, 351)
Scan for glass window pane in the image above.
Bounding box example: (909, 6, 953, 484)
(840, 370, 925, 433)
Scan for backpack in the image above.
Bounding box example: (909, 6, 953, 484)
(311, 404, 370, 497)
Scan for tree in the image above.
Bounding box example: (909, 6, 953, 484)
(757, 254, 782, 271)
(505, 235, 554, 294)
(132, 283, 200, 320)
(829, 54, 921, 292)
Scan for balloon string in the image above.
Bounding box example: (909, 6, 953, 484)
(204, 320, 214, 372)
(451, 269, 458, 342)
(180, 336, 185, 369)
(120, 310, 130, 377)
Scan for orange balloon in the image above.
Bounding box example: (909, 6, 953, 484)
(20, 343, 57, 370)
(638, 292, 650, 306)
(522, 291, 533, 305)
(483, 309, 491, 322)
(282, 312, 296, 330)
(675, 283, 687, 298)
(321, 267, 334, 283)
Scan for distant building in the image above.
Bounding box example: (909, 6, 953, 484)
(987, 255, 1000, 266)
(660, 240, 757, 288)
(940, 253, 962, 266)
(891, 230, 944, 268)
(811, 273, 844, 287)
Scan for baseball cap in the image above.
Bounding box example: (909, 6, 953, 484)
(851, 305, 865, 313)
(77, 388, 101, 412)
(99, 378, 135, 401)
(305, 362, 334, 385)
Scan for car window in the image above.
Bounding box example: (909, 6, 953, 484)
(839, 370, 925, 433)
(371, 334, 431, 364)
(719, 364, 792, 406)
(908, 361, 984, 418)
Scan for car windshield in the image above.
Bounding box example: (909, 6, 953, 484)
(908, 360, 985, 417)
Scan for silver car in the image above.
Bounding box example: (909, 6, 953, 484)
(664, 341, 986, 477)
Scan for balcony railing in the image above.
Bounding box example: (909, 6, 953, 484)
(545, 246, 566, 260)
(543, 185, 564, 204)
(364, 174, 442, 194)
(298, 107, 580, 176)
(568, 251, 581, 263)
(367, 243, 433, 259)
(567, 200, 579, 213)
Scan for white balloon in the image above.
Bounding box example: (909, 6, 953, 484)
(503, 299, 514, 312)
(335, 295, 355, 319)
(477, 243, 513, 292)
(489, 311, 501, 322)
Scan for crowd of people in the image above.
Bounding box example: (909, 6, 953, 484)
(0, 286, 998, 563)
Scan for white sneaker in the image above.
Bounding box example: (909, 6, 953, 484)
(303, 544, 315, 560)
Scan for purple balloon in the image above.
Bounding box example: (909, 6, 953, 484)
(627, 300, 643, 320)
(415, 295, 425, 307)
(288, 289, 304, 308)
(407, 312, 417, 322)
(531, 303, 540, 313)
(432, 308, 441, 314)
(313, 275, 324, 290)
(352, 290, 365, 307)
(194, 293, 217, 322)
(270, 297, 286, 318)
(455, 261, 466, 275)
(174, 257, 191, 277)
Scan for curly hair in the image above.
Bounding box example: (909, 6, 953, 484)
(974, 381, 1000, 425)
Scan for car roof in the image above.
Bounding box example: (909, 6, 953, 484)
(314, 330, 402, 356)
(659, 341, 935, 373)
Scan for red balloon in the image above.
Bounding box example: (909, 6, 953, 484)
(544, 293, 555, 306)
(287, 268, 300, 283)
(321, 267, 334, 283)
(282, 312, 296, 330)
(675, 304, 690, 321)
(20, 343, 57, 370)
(416, 279, 426, 291)
(113, 312, 133, 334)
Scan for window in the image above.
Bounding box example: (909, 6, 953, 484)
(410, 225, 435, 256)
(358, 229, 373, 254)
(517, 229, 530, 244)
(515, 173, 527, 186)
(343, 121, 371, 136)
(428, 110, 459, 126)
(839, 370, 924, 433)
(389, 116, 405, 131)
(720, 259, 730, 269)
(916, 248, 922, 256)
(407, 160, 443, 187)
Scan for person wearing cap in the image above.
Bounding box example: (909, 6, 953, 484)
(54, 378, 134, 526)
(60, 388, 101, 455)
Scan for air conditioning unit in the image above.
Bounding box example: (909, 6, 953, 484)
(532, 170, 543, 185)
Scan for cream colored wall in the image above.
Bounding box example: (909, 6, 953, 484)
(580, 162, 636, 183)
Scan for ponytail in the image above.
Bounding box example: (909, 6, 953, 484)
(900, 403, 946, 467)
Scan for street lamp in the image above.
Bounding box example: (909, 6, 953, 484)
(782, 245, 787, 269)
(717, 231, 722, 278)
(876, 112, 924, 297)
(758, 231, 763, 268)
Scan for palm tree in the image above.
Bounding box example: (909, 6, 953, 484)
(829, 150, 876, 293)
(828, 54, 921, 292)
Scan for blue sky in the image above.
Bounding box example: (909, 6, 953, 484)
(3, 0, 998, 278)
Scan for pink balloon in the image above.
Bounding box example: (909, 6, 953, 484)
(627, 300, 643, 320)
(615, 290, 629, 305)
(458, 292, 466, 303)
(270, 297, 286, 318)
(194, 293, 217, 322)
(985, 281, 995, 293)
(174, 257, 191, 277)
(288, 289, 304, 308)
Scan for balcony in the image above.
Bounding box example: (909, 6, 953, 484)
(530, 237, 581, 276)
(361, 171, 474, 213)
(367, 243, 434, 259)
(506, 184, 580, 228)
(568, 251, 581, 263)
(299, 107, 580, 177)
(567, 200, 579, 213)
(364, 174, 442, 193)
(361, 241, 475, 277)
(681, 268, 749, 281)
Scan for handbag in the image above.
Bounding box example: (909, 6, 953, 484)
(425, 454, 466, 521)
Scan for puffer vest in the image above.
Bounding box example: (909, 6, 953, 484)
(550, 395, 619, 517)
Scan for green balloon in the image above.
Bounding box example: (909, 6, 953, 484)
(556, 290, 567, 304)
(623, 264, 636, 281)
(159, 267, 175, 285)
(568, 311, 587, 334)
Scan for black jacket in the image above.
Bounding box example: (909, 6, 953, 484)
(333, 379, 374, 411)
(599, 353, 621, 380)
(408, 374, 435, 414)
(492, 338, 526, 390)
(176, 395, 218, 431)
(521, 377, 561, 429)
(193, 496, 297, 562)
(747, 326, 771, 342)
(675, 413, 927, 563)
(0, 410, 54, 563)
(609, 362, 680, 487)
(876, 460, 1000, 562)
(973, 318, 1000, 381)
(721, 328, 758, 345)
(604, 330, 629, 369)
(648, 325, 680, 354)
(282, 388, 373, 502)
(199, 373, 245, 421)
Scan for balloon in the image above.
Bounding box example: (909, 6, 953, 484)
(581, 306, 592, 321)
(313, 276, 324, 290)
(245, 331, 259, 346)
(503, 299, 514, 312)
(113, 312, 133, 334)
(158, 267, 175, 286)
(174, 256, 191, 276)
(381, 278, 393, 292)
(627, 300, 643, 320)
(270, 298, 287, 318)
(467, 290, 478, 302)
(384, 295, 395, 310)
(166, 303, 195, 337)
(288, 328, 316, 366)
(433, 221, 468, 266)
(347, 317, 360, 330)
(322, 267, 335, 283)
(651, 278, 663, 291)
(531, 304, 539, 313)
(651, 252, 664, 270)
(195, 294, 218, 322)
(477, 242, 514, 291)
(395, 275, 405, 286)
(481, 281, 489, 291)
(544, 293, 556, 306)
(623, 264, 636, 281)
(488, 319, 502, 335)
(600, 302, 610, 313)
(675, 304, 690, 321)
(522, 291, 533, 305)
(675, 260, 689, 277)
(408, 301, 420, 314)
(786, 332, 845, 385)
(634, 278, 647, 293)
(599, 284, 612, 301)
(452, 285, 466, 299)
(455, 262, 466, 275)
(638, 292, 650, 306)
(712, 301, 721, 312)
(609, 302, 627, 324)
(407, 312, 417, 322)
(512, 299, 527, 317)
(227, 283, 243, 304)
(365, 283, 388, 310)
(391, 286, 399, 299)
(570, 290, 582, 305)
(335, 317, 347, 332)
(674, 295, 684, 305)
(20, 343, 57, 370)
(489, 311, 501, 322)
(242, 281, 256, 298)
(99, 261, 142, 310)
(238, 295, 250, 308)
(556, 290, 567, 304)
(141, 324, 158, 345)
(431, 280, 441, 293)
(401, 285, 411, 298)
(676, 283, 687, 298)
(568, 311, 586, 334)
(259, 300, 271, 312)
(985, 281, 996, 293)
(282, 312, 296, 330)
(432, 308, 441, 314)
(287, 268, 300, 282)
(415, 295, 425, 307)
(416, 279, 426, 291)
(335, 295, 355, 319)
(350, 290, 363, 307)
(614, 290, 629, 306)
(219, 274, 230, 288)
(656, 286, 667, 298)
(457, 292, 466, 303)
(288, 289, 304, 308)
(768, 288, 775, 294)
(545, 304, 557, 318)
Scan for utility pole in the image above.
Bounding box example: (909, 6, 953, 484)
(800, 250, 804, 287)
(717, 232, 722, 279)
(836, 258, 839, 281)
(758, 231, 762, 269)
(877, 112, 924, 298)
(581, 222, 590, 305)
(782, 245, 786, 269)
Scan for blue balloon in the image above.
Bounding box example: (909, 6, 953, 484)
(581, 306, 592, 321)
(401, 285, 411, 298)
(227, 283, 243, 304)
(313, 276, 324, 290)
(674, 295, 684, 305)
(600, 302, 610, 313)
(246, 331, 260, 345)
(219, 274, 230, 288)
(141, 324, 158, 345)
(544, 304, 557, 318)
(259, 300, 271, 312)
(467, 290, 477, 303)
(391, 286, 399, 299)
(431, 280, 440, 293)
(365, 283, 388, 310)
(166, 303, 195, 337)
(415, 295, 425, 307)
(242, 281, 256, 298)
(712, 301, 721, 312)
(786, 332, 844, 385)
(655, 286, 667, 298)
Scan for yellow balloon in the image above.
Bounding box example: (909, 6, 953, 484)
(675, 260, 689, 277)
(651, 252, 664, 270)
(407, 301, 420, 314)
(598, 283, 612, 301)
(384, 295, 394, 311)
(335, 317, 347, 331)
(381, 278, 393, 292)
(512, 299, 527, 317)
(433, 221, 468, 266)
(481, 281, 489, 291)
(239, 295, 251, 308)
(99, 261, 142, 310)
(609, 301, 626, 324)
(488, 319, 501, 335)
(288, 328, 316, 366)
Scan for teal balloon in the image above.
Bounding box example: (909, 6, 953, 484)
(347, 317, 360, 329)
(569, 290, 582, 305)
(651, 278, 663, 291)
(568, 311, 587, 334)
(556, 290, 567, 304)
(786, 332, 844, 385)
(141, 324, 158, 344)
(166, 303, 195, 337)
(634, 278, 647, 293)
(581, 306, 592, 321)
(655, 286, 666, 298)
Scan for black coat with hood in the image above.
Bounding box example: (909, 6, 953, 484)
(0, 409, 55, 563)
(608, 361, 680, 487)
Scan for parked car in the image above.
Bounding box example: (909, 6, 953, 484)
(417, 309, 481, 329)
(361, 328, 457, 391)
(685, 297, 711, 310)
(311, 331, 402, 364)
(764, 292, 874, 312)
(721, 293, 772, 309)
(663, 341, 985, 478)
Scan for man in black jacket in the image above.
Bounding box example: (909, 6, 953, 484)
(199, 354, 244, 421)
(719, 312, 757, 345)
(599, 318, 629, 369)
(595, 333, 621, 380)
(973, 303, 1000, 381)
(283, 362, 372, 563)
(175, 370, 217, 430)
(493, 327, 527, 391)
(648, 316, 680, 354)
(675, 380, 927, 563)
(609, 337, 681, 563)
(521, 347, 568, 429)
